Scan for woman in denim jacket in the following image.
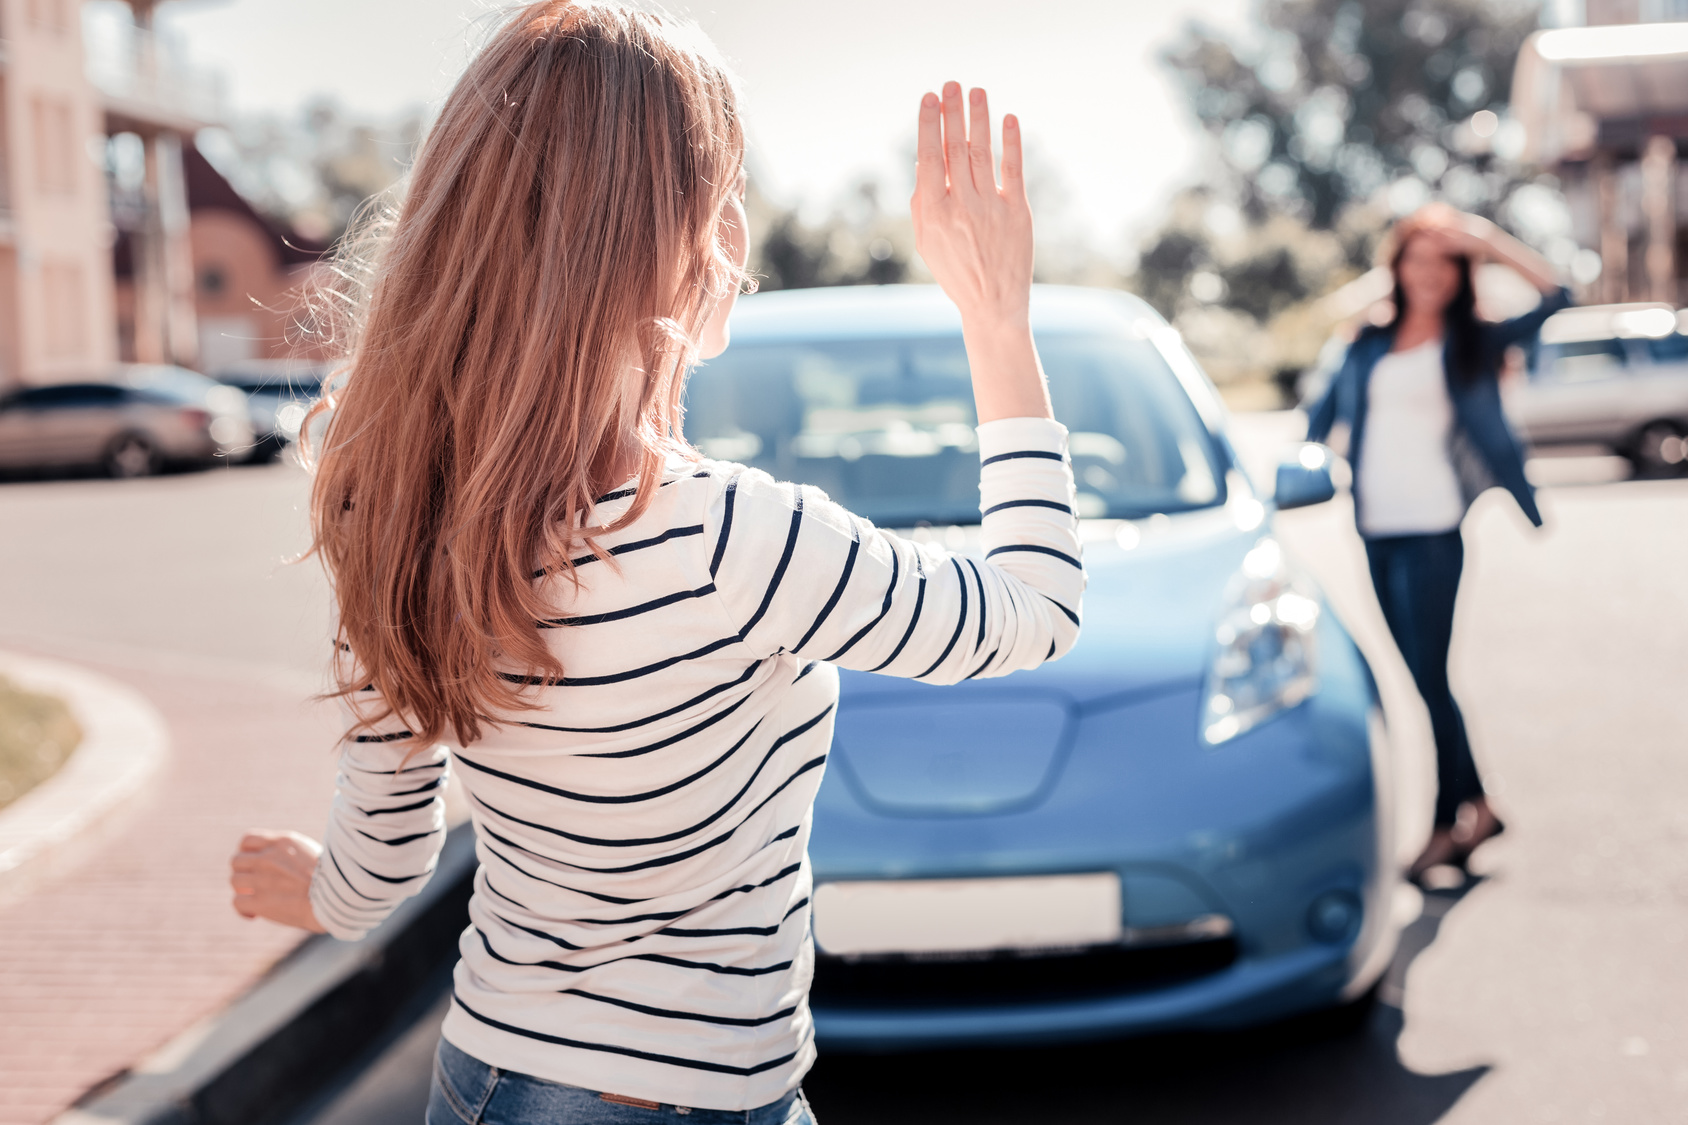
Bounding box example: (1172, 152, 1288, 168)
(1307, 205, 1570, 882)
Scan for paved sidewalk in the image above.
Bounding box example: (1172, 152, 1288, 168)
(0, 653, 340, 1124)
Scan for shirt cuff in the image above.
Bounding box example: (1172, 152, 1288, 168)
(975, 417, 1070, 460)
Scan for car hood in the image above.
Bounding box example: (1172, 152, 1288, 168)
(828, 507, 1267, 818)
(838, 505, 1266, 710)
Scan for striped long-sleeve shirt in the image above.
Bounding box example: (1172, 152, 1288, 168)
(308, 416, 1085, 1111)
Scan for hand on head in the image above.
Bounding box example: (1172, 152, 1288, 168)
(229, 829, 327, 933)
(911, 82, 1034, 324)
(1408, 203, 1493, 260)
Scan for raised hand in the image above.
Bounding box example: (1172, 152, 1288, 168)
(230, 829, 328, 932)
(912, 82, 1050, 423)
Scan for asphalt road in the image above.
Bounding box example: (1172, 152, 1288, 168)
(2, 419, 1684, 1124)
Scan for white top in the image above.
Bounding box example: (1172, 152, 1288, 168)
(1357, 340, 1465, 537)
(308, 417, 1084, 1112)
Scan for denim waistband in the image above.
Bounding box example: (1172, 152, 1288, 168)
(429, 1037, 813, 1125)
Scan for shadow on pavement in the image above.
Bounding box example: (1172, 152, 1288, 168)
(804, 880, 1488, 1125)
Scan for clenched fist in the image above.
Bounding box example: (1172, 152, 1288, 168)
(229, 829, 327, 933)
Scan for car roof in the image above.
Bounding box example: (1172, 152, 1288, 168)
(726, 284, 1165, 343)
(1541, 303, 1687, 345)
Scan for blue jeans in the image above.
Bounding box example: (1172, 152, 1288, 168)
(427, 1038, 818, 1125)
(1364, 529, 1484, 827)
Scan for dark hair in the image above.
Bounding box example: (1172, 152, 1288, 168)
(1387, 231, 1484, 386)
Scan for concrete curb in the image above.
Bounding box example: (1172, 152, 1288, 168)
(0, 651, 170, 907)
(56, 822, 478, 1125)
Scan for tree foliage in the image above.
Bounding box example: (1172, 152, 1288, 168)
(1164, 0, 1540, 230)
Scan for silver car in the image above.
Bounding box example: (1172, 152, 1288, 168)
(0, 366, 253, 478)
(211, 359, 327, 463)
(1506, 303, 1688, 474)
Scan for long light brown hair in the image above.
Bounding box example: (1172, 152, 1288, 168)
(305, 1, 746, 747)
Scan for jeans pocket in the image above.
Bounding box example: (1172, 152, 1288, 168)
(428, 1038, 501, 1124)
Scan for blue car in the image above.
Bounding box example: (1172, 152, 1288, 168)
(686, 284, 1396, 1049)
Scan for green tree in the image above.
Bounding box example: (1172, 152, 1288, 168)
(1164, 0, 1540, 230)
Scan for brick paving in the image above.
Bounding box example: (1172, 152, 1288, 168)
(0, 657, 340, 1124)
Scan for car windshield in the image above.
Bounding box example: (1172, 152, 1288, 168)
(684, 333, 1225, 525)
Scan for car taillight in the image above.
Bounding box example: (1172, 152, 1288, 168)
(179, 408, 211, 429)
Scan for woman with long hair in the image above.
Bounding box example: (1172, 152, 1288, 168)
(226, 4, 1083, 1121)
(1307, 204, 1569, 883)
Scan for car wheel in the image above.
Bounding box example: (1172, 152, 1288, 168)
(105, 434, 158, 479)
(1627, 420, 1688, 478)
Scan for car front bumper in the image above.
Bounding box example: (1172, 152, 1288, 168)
(812, 938, 1361, 1050)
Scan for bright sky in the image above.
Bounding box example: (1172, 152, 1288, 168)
(155, 0, 1252, 253)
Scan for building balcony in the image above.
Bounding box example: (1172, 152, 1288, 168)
(84, 19, 222, 134)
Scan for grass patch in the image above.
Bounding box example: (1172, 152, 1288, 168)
(0, 677, 82, 812)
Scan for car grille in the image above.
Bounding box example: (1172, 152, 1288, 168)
(810, 935, 1239, 1009)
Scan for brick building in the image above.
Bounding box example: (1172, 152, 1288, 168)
(0, 0, 118, 386)
(1, 0, 327, 388)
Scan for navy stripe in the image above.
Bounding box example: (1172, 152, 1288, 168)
(490, 912, 585, 951)
(823, 544, 899, 661)
(352, 796, 435, 817)
(476, 927, 585, 973)
(355, 828, 439, 847)
(794, 660, 819, 682)
(541, 584, 716, 628)
(795, 520, 860, 652)
(709, 474, 741, 577)
(981, 449, 1065, 467)
(1047, 639, 1058, 659)
(497, 636, 741, 688)
(965, 558, 987, 654)
(1042, 593, 1081, 627)
(712, 861, 803, 903)
(558, 988, 797, 1028)
(577, 693, 753, 760)
(388, 778, 443, 797)
(531, 525, 706, 580)
(352, 730, 413, 744)
(452, 994, 800, 1077)
(982, 497, 1073, 517)
(476, 833, 650, 905)
(325, 850, 384, 902)
(351, 858, 427, 885)
(627, 952, 794, 977)
(466, 709, 830, 848)
(869, 552, 927, 673)
(511, 663, 760, 734)
(455, 716, 764, 805)
(965, 646, 1000, 679)
(985, 543, 1083, 569)
(741, 487, 804, 636)
(915, 558, 969, 679)
(504, 764, 814, 878)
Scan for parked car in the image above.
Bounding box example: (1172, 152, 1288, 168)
(210, 359, 327, 462)
(1506, 302, 1688, 474)
(0, 365, 252, 478)
(684, 285, 1394, 1049)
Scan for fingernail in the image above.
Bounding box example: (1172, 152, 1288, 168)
(971, 88, 984, 103)
(943, 81, 960, 95)
(922, 92, 939, 109)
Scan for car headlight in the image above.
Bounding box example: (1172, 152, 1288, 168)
(1200, 537, 1320, 745)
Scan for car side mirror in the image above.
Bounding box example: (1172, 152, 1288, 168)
(1275, 444, 1337, 510)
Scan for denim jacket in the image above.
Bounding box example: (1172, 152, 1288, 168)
(1305, 286, 1572, 533)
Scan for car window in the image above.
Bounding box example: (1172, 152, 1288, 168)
(685, 333, 1226, 525)
(2, 384, 127, 408)
(1642, 334, 1688, 365)
(1535, 339, 1626, 383)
